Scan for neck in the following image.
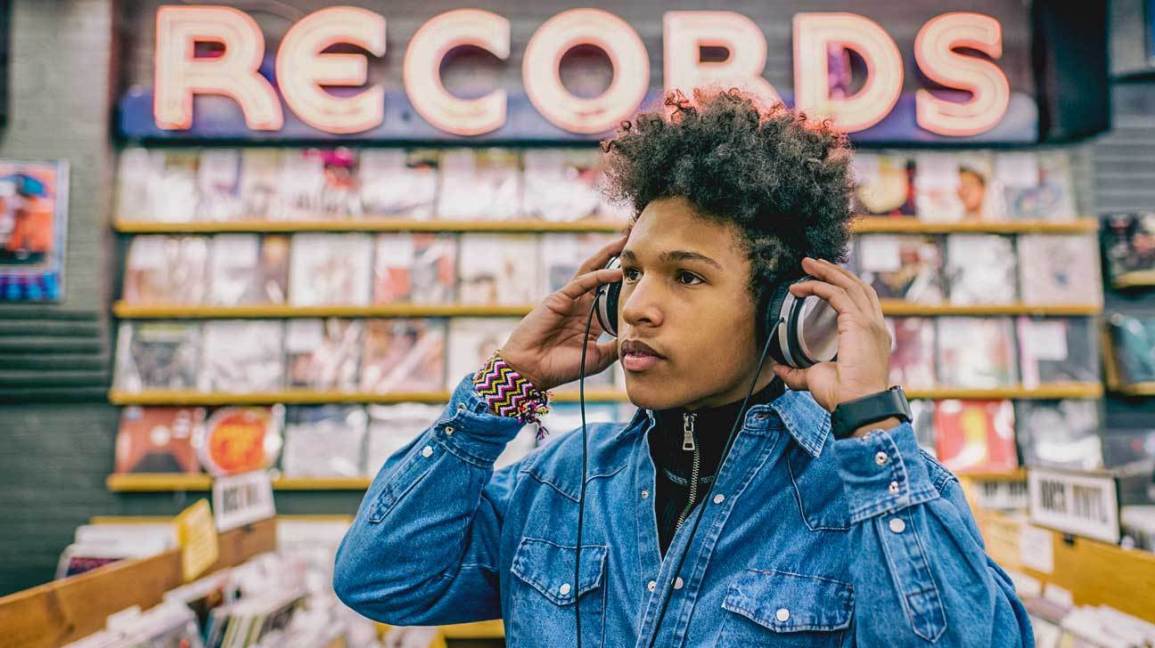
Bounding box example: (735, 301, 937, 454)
(682, 363, 780, 412)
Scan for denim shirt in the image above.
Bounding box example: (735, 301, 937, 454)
(335, 373, 1034, 646)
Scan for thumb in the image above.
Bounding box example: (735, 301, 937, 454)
(773, 363, 809, 392)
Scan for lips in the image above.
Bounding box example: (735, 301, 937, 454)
(620, 339, 665, 372)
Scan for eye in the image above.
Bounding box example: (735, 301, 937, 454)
(676, 270, 703, 286)
(622, 266, 641, 282)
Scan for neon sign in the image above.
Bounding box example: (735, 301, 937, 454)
(152, 6, 1013, 138)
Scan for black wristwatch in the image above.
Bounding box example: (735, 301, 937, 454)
(830, 386, 912, 440)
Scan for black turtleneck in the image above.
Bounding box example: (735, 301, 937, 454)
(647, 377, 786, 557)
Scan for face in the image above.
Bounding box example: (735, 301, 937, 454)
(957, 170, 985, 213)
(616, 196, 777, 411)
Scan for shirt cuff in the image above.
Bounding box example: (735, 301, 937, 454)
(431, 371, 528, 468)
(832, 422, 940, 524)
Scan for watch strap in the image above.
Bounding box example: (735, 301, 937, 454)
(830, 386, 912, 440)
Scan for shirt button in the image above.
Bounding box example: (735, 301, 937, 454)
(457, 403, 467, 410)
(875, 451, 889, 466)
(712, 494, 725, 504)
(776, 608, 791, 622)
(889, 517, 906, 534)
(673, 577, 684, 590)
(888, 480, 900, 495)
(444, 426, 455, 436)
(559, 583, 571, 595)
(640, 489, 649, 499)
(421, 445, 433, 458)
(647, 580, 657, 592)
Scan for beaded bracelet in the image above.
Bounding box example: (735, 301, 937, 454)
(472, 350, 552, 440)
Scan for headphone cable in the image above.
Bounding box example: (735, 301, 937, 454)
(574, 298, 599, 648)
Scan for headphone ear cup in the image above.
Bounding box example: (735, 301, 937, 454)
(595, 257, 622, 337)
(763, 281, 791, 365)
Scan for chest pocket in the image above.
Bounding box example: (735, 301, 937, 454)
(509, 536, 608, 647)
(717, 569, 854, 647)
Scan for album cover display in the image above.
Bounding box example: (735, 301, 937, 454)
(458, 234, 541, 305)
(373, 232, 457, 304)
(856, 235, 945, 303)
(944, 234, 1018, 304)
(114, 406, 204, 474)
(365, 403, 443, 474)
(317, 148, 363, 219)
(360, 318, 447, 393)
(933, 399, 1018, 473)
(281, 406, 368, 477)
(152, 150, 200, 222)
(196, 149, 243, 222)
(285, 318, 362, 391)
(196, 405, 284, 476)
(207, 234, 289, 306)
(438, 148, 522, 220)
(915, 151, 1005, 222)
(1016, 400, 1102, 471)
(123, 235, 208, 304)
(1102, 212, 1155, 282)
(886, 317, 937, 389)
(522, 149, 625, 222)
(540, 232, 616, 297)
(850, 153, 916, 217)
(116, 147, 166, 221)
(1107, 313, 1155, 384)
(359, 149, 439, 219)
(114, 321, 202, 392)
(200, 320, 285, 392)
(239, 149, 283, 219)
(936, 317, 1018, 387)
(445, 318, 519, 390)
(289, 233, 373, 306)
(1001, 150, 1076, 220)
(278, 149, 328, 220)
(1016, 317, 1099, 387)
(1016, 234, 1102, 306)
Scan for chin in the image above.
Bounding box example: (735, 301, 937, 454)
(622, 376, 681, 411)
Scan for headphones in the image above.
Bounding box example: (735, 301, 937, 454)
(593, 255, 839, 368)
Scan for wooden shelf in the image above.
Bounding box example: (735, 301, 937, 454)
(851, 217, 1098, 234)
(1111, 270, 1155, 289)
(89, 514, 354, 525)
(957, 468, 1028, 482)
(106, 474, 374, 492)
(0, 519, 276, 648)
(114, 218, 628, 234)
(113, 301, 1103, 320)
(904, 384, 1103, 400)
(108, 389, 630, 406)
(1108, 382, 1155, 397)
(976, 510, 1155, 623)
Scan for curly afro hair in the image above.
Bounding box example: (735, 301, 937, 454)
(600, 88, 855, 314)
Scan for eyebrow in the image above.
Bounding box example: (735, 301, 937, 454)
(620, 248, 723, 271)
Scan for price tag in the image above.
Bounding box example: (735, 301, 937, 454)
(212, 470, 276, 533)
(1019, 525, 1055, 574)
(175, 499, 219, 582)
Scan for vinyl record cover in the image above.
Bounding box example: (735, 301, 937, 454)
(285, 318, 362, 391)
(1017, 317, 1099, 387)
(281, 405, 368, 478)
(1107, 313, 1155, 384)
(540, 232, 616, 297)
(522, 149, 621, 222)
(289, 233, 373, 306)
(458, 233, 540, 305)
(359, 149, 439, 219)
(1017, 234, 1102, 306)
(365, 403, 443, 474)
(239, 149, 283, 220)
(856, 235, 945, 303)
(315, 148, 363, 219)
(114, 321, 202, 392)
(196, 405, 284, 477)
(1016, 400, 1102, 470)
(1101, 212, 1155, 282)
(1002, 150, 1076, 220)
(944, 234, 1018, 305)
(851, 153, 917, 217)
(886, 317, 937, 389)
(123, 235, 208, 304)
(445, 317, 519, 390)
(115, 147, 166, 221)
(909, 399, 937, 456)
(196, 149, 243, 221)
(936, 317, 1018, 387)
(360, 318, 447, 393)
(114, 406, 204, 474)
(278, 149, 327, 220)
(200, 320, 285, 392)
(152, 150, 200, 222)
(437, 148, 522, 220)
(207, 234, 289, 306)
(933, 399, 1018, 473)
(915, 152, 1005, 222)
(372, 232, 456, 304)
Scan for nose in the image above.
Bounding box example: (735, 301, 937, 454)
(620, 274, 663, 331)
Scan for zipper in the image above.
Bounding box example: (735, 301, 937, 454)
(675, 412, 700, 530)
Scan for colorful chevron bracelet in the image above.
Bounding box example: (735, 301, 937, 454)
(472, 351, 552, 431)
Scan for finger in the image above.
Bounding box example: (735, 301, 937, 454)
(801, 257, 874, 314)
(821, 258, 882, 311)
(558, 267, 623, 301)
(576, 234, 629, 276)
(788, 278, 862, 319)
(772, 363, 808, 391)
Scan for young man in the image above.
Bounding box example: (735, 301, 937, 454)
(334, 90, 1033, 646)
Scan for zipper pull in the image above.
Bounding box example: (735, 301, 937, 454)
(682, 412, 696, 452)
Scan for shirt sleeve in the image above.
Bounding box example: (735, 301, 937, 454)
(333, 371, 529, 626)
(833, 423, 1035, 646)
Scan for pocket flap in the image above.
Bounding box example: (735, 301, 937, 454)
(722, 569, 854, 632)
(510, 536, 607, 606)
